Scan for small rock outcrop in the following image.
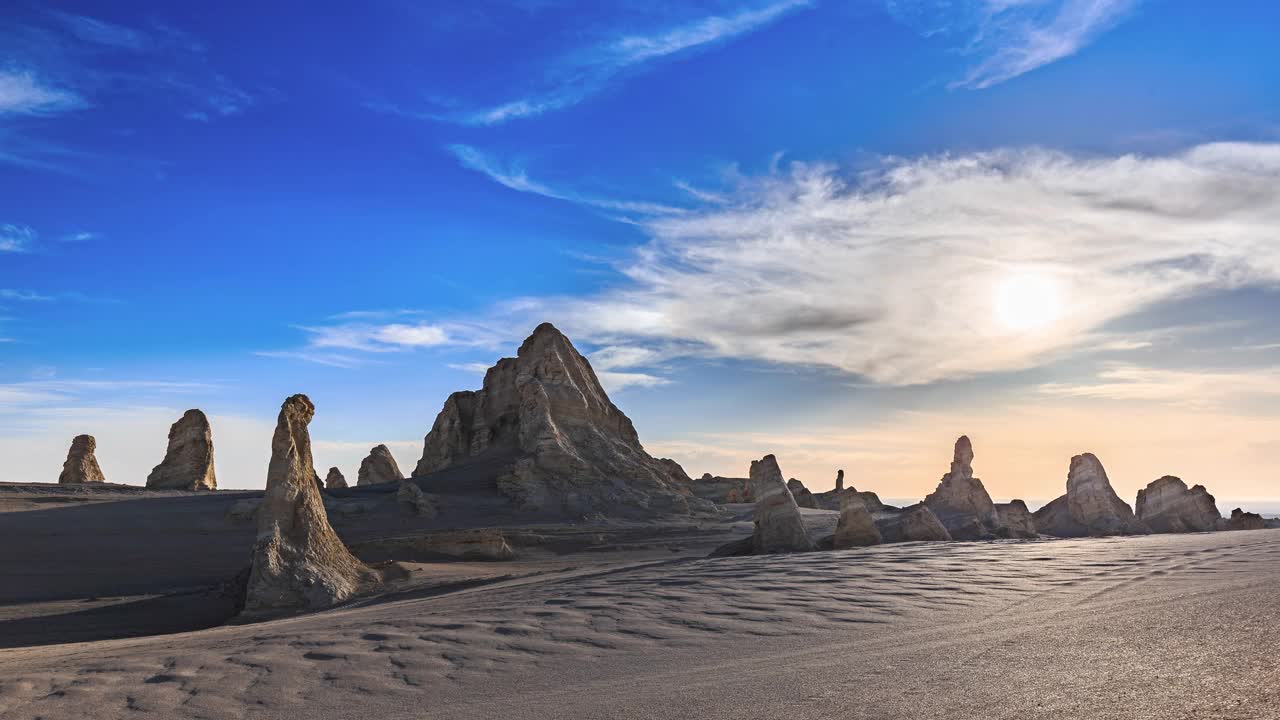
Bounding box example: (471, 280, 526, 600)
(241, 395, 375, 619)
(995, 500, 1038, 538)
(357, 444, 404, 486)
(835, 469, 845, 492)
(832, 494, 882, 549)
(58, 434, 106, 484)
(398, 481, 439, 518)
(1226, 508, 1267, 531)
(876, 503, 952, 543)
(1033, 453, 1148, 537)
(412, 323, 709, 517)
(787, 478, 818, 509)
(749, 455, 815, 554)
(689, 473, 752, 504)
(924, 436, 1001, 540)
(325, 467, 348, 489)
(1135, 476, 1221, 533)
(146, 409, 217, 490)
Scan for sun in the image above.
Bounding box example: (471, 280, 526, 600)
(995, 271, 1063, 332)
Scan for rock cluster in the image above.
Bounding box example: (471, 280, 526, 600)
(146, 409, 217, 490)
(832, 494, 881, 549)
(787, 478, 818, 509)
(412, 323, 708, 517)
(748, 455, 815, 554)
(1226, 508, 1267, 531)
(357, 444, 404, 486)
(58, 434, 106, 484)
(995, 500, 1038, 538)
(924, 436, 1002, 540)
(876, 503, 952, 543)
(324, 467, 347, 490)
(1034, 453, 1148, 537)
(241, 395, 375, 619)
(689, 474, 752, 504)
(1135, 476, 1220, 533)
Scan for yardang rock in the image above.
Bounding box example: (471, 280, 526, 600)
(924, 436, 1001, 540)
(324, 467, 348, 490)
(1135, 476, 1220, 533)
(1033, 453, 1148, 537)
(58, 434, 105, 484)
(357, 444, 404, 486)
(876, 504, 952, 543)
(832, 494, 882, 549)
(749, 455, 815, 554)
(146, 409, 217, 490)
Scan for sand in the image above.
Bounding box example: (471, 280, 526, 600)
(0, 483, 1276, 719)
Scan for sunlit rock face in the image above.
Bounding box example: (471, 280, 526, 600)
(832, 494, 882, 549)
(995, 500, 1038, 538)
(357, 444, 404, 486)
(787, 478, 818, 509)
(242, 395, 374, 620)
(58, 434, 106, 484)
(412, 323, 709, 518)
(923, 436, 1002, 540)
(1135, 476, 1220, 534)
(1034, 453, 1149, 537)
(749, 455, 815, 554)
(876, 504, 952, 543)
(1226, 508, 1267, 531)
(689, 474, 753, 504)
(324, 467, 347, 490)
(146, 409, 216, 490)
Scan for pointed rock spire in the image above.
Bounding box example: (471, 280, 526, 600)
(749, 455, 814, 554)
(146, 409, 216, 490)
(357, 444, 404, 486)
(924, 436, 1000, 539)
(1033, 453, 1149, 537)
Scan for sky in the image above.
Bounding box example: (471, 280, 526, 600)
(2, 0, 1280, 510)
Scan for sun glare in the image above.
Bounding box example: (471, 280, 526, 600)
(995, 271, 1063, 332)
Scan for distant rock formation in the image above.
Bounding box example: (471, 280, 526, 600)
(749, 455, 815, 553)
(787, 478, 818, 509)
(835, 469, 845, 492)
(324, 467, 347, 490)
(876, 503, 952, 543)
(357, 444, 404, 486)
(690, 473, 752, 504)
(1033, 453, 1149, 537)
(832, 494, 882, 549)
(995, 500, 1038, 538)
(923, 436, 1002, 540)
(241, 395, 375, 619)
(1135, 476, 1221, 533)
(146, 409, 216, 490)
(398, 480, 438, 518)
(58, 434, 105, 484)
(1226, 508, 1267, 531)
(411, 323, 709, 517)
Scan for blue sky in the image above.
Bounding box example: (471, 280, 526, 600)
(3, 0, 1280, 506)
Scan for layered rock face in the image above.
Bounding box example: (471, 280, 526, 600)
(324, 467, 347, 490)
(787, 478, 818, 509)
(876, 504, 952, 543)
(412, 323, 708, 517)
(749, 455, 815, 553)
(923, 436, 1002, 540)
(1226, 508, 1267, 531)
(146, 409, 217, 490)
(241, 395, 374, 619)
(689, 474, 752, 504)
(1135, 476, 1221, 533)
(832, 494, 882, 549)
(58, 434, 106, 484)
(995, 500, 1038, 538)
(358, 445, 404, 486)
(1034, 454, 1148, 537)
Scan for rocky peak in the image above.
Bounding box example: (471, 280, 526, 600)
(358, 444, 404, 486)
(1034, 453, 1148, 537)
(924, 435, 999, 540)
(58, 434, 106, 484)
(324, 467, 348, 490)
(146, 409, 216, 491)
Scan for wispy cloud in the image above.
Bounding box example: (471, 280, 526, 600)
(0, 69, 86, 116)
(0, 225, 37, 253)
(1039, 364, 1280, 406)
(888, 0, 1141, 88)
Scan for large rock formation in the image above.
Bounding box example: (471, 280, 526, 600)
(1226, 508, 1267, 531)
(146, 409, 217, 490)
(357, 444, 404, 486)
(787, 478, 818, 509)
(995, 500, 1038, 538)
(923, 436, 1002, 539)
(324, 467, 347, 489)
(832, 494, 882, 549)
(689, 474, 752, 504)
(1135, 476, 1221, 533)
(749, 455, 815, 554)
(58, 434, 105, 484)
(241, 395, 375, 619)
(411, 323, 709, 517)
(876, 504, 952, 543)
(1033, 453, 1149, 537)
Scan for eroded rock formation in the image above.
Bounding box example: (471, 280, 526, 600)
(787, 478, 818, 509)
(1135, 476, 1220, 533)
(835, 469, 845, 492)
(832, 494, 882, 549)
(357, 444, 404, 486)
(398, 480, 439, 518)
(1033, 453, 1148, 537)
(995, 500, 1038, 538)
(146, 409, 216, 490)
(749, 455, 815, 553)
(924, 436, 1002, 540)
(241, 395, 375, 619)
(876, 504, 952, 543)
(325, 467, 347, 490)
(411, 323, 709, 517)
(58, 434, 105, 484)
(1226, 508, 1267, 531)
(689, 474, 752, 504)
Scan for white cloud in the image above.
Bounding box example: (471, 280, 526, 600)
(0, 224, 37, 253)
(888, 0, 1141, 89)
(1039, 364, 1280, 406)
(0, 69, 85, 116)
